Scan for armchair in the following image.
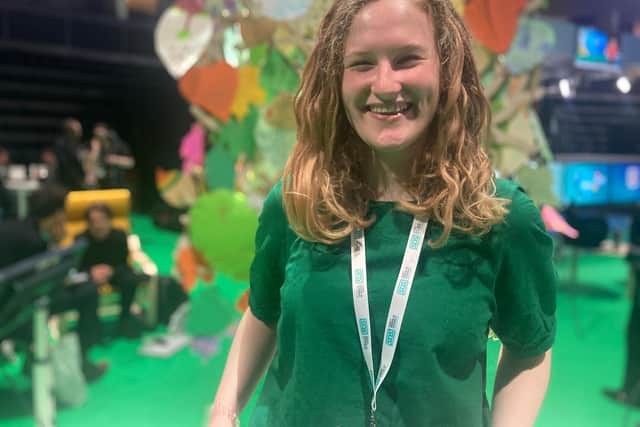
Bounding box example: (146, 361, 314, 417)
(63, 189, 158, 327)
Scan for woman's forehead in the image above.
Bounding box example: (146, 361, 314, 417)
(343, 0, 435, 55)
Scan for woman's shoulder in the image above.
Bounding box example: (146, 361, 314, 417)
(260, 179, 289, 230)
(494, 177, 520, 200)
(493, 178, 543, 234)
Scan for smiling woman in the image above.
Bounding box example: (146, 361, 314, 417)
(208, 1, 557, 427)
(284, 0, 505, 248)
(341, 1, 440, 157)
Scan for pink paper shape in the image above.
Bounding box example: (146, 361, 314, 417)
(180, 123, 206, 174)
(541, 205, 579, 239)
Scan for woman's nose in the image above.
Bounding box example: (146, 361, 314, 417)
(371, 62, 402, 100)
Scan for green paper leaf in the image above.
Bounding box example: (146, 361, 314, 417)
(217, 106, 259, 161)
(186, 281, 238, 336)
(250, 44, 269, 67)
(205, 142, 236, 191)
(260, 47, 301, 101)
(514, 165, 558, 207)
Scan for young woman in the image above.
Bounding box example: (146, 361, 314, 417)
(209, 1, 556, 426)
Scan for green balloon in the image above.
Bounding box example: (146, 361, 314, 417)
(189, 190, 259, 282)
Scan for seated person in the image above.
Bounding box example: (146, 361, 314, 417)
(0, 185, 108, 381)
(76, 203, 147, 338)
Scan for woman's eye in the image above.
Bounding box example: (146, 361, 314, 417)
(348, 62, 374, 70)
(397, 55, 421, 66)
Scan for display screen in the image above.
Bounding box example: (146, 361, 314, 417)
(610, 163, 640, 203)
(562, 163, 610, 205)
(554, 162, 640, 206)
(575, 27, 620, 71)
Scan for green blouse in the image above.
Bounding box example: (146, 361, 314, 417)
(248, 179, 556, 427)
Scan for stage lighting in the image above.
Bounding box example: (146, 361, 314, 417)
(559, 78, 572, 99)
(617, 76, 632, 94)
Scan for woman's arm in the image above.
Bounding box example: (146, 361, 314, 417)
(491, 346, 552, 427)
(208, 307, 278, 427)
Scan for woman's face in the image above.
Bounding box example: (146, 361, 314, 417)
(341, 0, 440, 156)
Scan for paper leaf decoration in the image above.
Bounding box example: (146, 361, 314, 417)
(515, 165, 559, 207)
(260, 48, 301, 100)
(240, 17, 279, 48)
(217, 106, 259, 162)
(541, 205, 579, 239)
(253, 112, 297, 180)
(504, 18, 556, 75)
(186, 283, 237, 336)
(175, 0, 205, 15)
(155, 168, 200, 208)
(464, 0, 527, 54)
(264, 93, 296, 129)
(205, 140, 236, 190)
(154, 7, 214, 78)
(179, 61, 239, 122)
(180, 123, 206, 174)
(253, 0, 313, 20)
(230, 66, 266, 120)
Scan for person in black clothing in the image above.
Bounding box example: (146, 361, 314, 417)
(0, 185, 107, 381)
(604, 211, 640, 406)
(52, 118, 86, 191)
(76, 203, 146, 338)
(0, 179, 16, 221)
(86, 123, 134, 189)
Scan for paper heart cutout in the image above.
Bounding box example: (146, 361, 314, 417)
(179, 61, 239, 122)
(464, 0, 527, 54)
(154, 7, 214, 78)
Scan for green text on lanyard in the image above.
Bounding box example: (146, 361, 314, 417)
(350, 218, 428, 427)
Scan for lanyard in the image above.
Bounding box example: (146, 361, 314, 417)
(350, 217, 428, 426)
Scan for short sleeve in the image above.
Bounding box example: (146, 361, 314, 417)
(490, 181, 557, 357)
(248, 181, 288, 325)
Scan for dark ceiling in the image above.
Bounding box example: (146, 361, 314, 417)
(544, 0, 640, 33)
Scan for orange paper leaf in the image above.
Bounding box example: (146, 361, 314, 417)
(464, 0, 527, 54)
(179, 61, 239, 122)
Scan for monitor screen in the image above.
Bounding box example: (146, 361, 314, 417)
(563, 163, 610, 206)
(610, 163, 640, 204)
(575, 27, 620, 71)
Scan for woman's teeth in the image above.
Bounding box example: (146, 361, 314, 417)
(368, 103, 411, 115)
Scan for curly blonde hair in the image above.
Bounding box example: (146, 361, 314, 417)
(282, 0, 509, 247)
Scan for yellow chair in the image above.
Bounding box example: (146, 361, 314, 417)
(63, 189, 158, 326)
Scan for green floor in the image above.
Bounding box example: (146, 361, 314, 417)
(0, 216, 637, 426)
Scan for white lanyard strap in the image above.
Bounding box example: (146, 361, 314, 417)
(351, 217, 428, 416)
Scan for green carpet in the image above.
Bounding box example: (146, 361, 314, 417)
(0, 219, 637, 426)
